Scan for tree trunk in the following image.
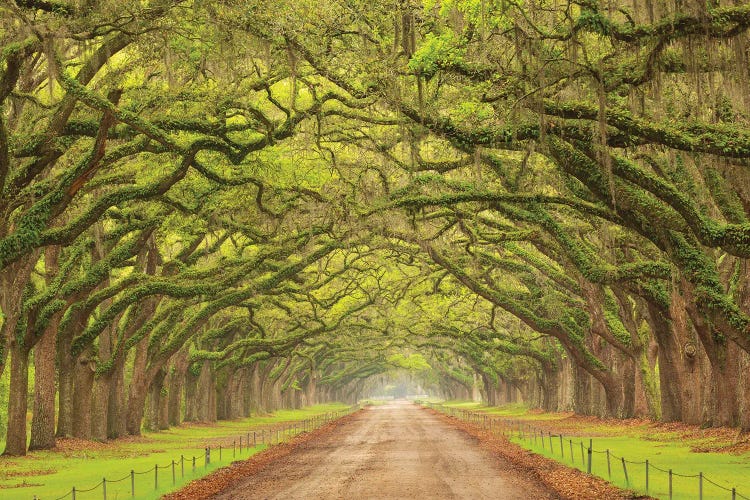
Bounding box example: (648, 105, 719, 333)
(91, 314, 115, 441)
(56, 339, 75, 438)
(481, 373, 496, 406)
(183, 367, 199, 422)
(195, 361, 216, 422)
(107, 352, 127, 438)
(304, 367, 317, 406)
(90, 373, 111, 441)
(158, 382, 170, 430)
(540, 361, 560, 411)
(168, 352, 188, 426)
(28, 303, 59, 449)
(125, 384, 148, 435)
(682, 280, 739, 427)
(3, 341, 30, 455)
(125, 337, 149, 435)
(55, 288, 89, 438)
(249, 363, 265, 414)
(736, 260, 750, 430)
(572, 363, 592, 414)
(144, 368, 166, 432)
(229, 369, 245, 418)
(72, 354, 95, 440)
(621, 356, 636, 418)
(646, 302, 682, 422)
(216, 369, 228, 421)
(0, 255, 36, 377)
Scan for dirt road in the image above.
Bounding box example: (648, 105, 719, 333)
(214, 402, 557, 499)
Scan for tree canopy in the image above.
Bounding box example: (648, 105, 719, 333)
(3, 0, 750, 456)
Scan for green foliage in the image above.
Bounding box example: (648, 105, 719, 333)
(408, 30, 465, 76)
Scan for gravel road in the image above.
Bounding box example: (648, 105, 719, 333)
(214, 401, 557, 499)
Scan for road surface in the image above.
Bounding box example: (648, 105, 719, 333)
(214, 401, 557, 499)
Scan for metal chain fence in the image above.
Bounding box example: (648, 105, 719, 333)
(43, 405, 359, 500)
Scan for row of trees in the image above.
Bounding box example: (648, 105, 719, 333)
(3, 0, 750, 456)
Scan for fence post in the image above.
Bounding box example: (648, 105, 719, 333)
(570, 440, 574, 465)
(219, 444, 222, 462)
(181, 455, 185, 477)
(621, 457, 629, 486)
(606, 450, 611, 479)
(233, 439, 236, 458)
(732, 487, 736, 500)
(669, 469, 673, 500)
(645, 460, 649, 494)
(131, 470, 135, 497)
(155, 464, 158, 491)
(205, 447, 211, 466)
(247, 432, 250, 449)
(72, 487, 76, 500)
(102, 478, 106, 500)
(192, 456, 196, 472)
(253, 431, 257, 447)
(699, 472, 703, 500)
(587, 439, 592, 474)
(240, 435, 243, 453)
(172, 460, 176, 485)
(559, 435, 564, 458)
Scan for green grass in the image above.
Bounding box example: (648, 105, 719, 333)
(435, 401, 750, 500)
(0, 404, 349, 500)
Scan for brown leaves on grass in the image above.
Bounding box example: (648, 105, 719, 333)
(649, 422, 750, 454)
(54, 436, 148, 453)
(0, 481, 44, 489)
(0, 468, 55, 480)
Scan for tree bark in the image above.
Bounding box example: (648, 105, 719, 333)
(144, 368, 167, 432)
(167, 351, 188, 426)
(56, 334, 75, 438)
(28, 320, 57, 450)
(29, 246, 61, 450)
(195, 361, 216, 422)
(107, 352, 127, 438)
(0, 255, 35, 378)
(125, 337, 149, 435)
(56, 290, 89, 438)
(72, 353, 95, 440)
(183, 367, 199, 422)
(90, 373, 112, 441)
(3, 341, 30, 455)
(540, 361, 560, 411)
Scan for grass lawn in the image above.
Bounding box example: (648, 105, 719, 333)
(437, 401, 750, 500)
(0, 403, 349, 500)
